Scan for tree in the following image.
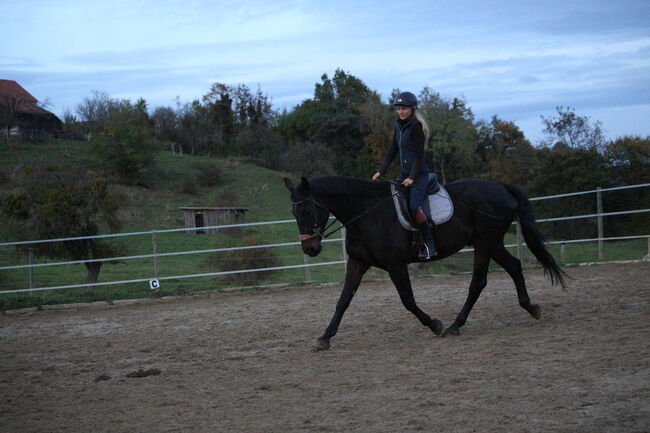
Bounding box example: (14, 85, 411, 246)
(275, 69, 374, 176)
(358, 91, 394, 168)
(603, 135, 650, 235)
(151, 105, 178, 144)
(541, 106, 605, 149)
(604, 135, 650, 185)
(175, 99, 221, 155)
(0, 165, 127, 284)
(94, 98, 158, 184)
(202, 83, 235, 151)
(529, 143, 609, 239)
(476, 116, 538, 187)
(75, 90, 119, 131)
(417, 88, 478, 183)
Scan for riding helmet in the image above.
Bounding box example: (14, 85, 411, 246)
(393, 91, 418, 107)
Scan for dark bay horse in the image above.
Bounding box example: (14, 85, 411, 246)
(284, 176, 567, 350)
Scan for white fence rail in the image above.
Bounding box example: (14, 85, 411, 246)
(1, 183, 649, 295)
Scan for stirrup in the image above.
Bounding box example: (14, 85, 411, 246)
(419, 243, 438, 259)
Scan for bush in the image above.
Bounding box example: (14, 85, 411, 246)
(278, 141, 335, 177)
(191, 161, 223, 187)
(203, 232, 281, 286)
(181, 179, 198, 195)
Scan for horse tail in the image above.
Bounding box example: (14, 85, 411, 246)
(504, 183, 569, 289)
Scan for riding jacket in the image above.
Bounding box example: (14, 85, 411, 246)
(377, 117, 429, 181)
(377, 117, 430, 214)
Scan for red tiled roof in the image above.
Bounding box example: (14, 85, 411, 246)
(0, 79, 53, 115)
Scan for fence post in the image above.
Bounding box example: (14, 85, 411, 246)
(560, 243, 566, 264)
(341, 228, 347, 263)
(303, 254, 312, 282)
(152, 230, 159, 278)
(27, 247, 34, 296)
(597, 187, 604, 261)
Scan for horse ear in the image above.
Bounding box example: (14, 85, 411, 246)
(283, 177, 294, 191)
(300, 177, 311, 196)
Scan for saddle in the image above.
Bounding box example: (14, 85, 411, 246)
(391, 174, 454, 232)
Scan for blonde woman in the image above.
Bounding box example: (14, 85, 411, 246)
(372, 91, 437, 258)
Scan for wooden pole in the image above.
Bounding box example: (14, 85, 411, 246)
(597, 187, 604, 261)
(303, 254, 312, 282)
(27, 247, 34, 296)
(152, 231, 159, 278)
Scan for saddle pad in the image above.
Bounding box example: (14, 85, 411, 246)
(391, 184, 454, 231)
(428, 185, 454, 225)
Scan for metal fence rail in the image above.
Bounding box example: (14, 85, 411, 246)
(1, 183, 648, 295)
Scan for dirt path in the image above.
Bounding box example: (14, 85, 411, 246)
(1, 262, 649, 432)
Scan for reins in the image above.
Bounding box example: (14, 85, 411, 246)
(323, 191, 399, 239)
(321, 187, 402, 238)
(293, 187, 402, 240)
(295, 180, 509, 243)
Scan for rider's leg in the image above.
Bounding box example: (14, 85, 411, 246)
(409, 177, 437, 259)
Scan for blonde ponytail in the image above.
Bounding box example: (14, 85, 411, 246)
(414, 110, 430, 147)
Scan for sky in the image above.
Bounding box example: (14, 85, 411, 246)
(2, 0, 649, 143)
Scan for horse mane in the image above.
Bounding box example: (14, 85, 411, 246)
(309, 176, 390, 199)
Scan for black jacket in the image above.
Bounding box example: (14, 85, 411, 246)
(378, 117, 428, 180)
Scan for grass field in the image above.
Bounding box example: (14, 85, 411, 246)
(1, 139, 648, 310)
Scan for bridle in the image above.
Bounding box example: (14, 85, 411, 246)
(292, 188, 401, 241)
(291, 197, 336, 241)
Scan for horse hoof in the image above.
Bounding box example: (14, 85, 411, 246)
(528, 304, 541, 320)
(442, 327, 461, 337)
(430, 319, 444, 336)
(312, 338, 330, 352)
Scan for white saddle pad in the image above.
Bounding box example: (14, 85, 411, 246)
(428, 185, 454, 225)
(391, 184, 454, 231)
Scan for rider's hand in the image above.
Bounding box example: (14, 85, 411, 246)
(372, 172, 382, 181)
(401, 178, 414, 187)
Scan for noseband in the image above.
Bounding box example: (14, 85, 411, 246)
(292, 197, 330, 242)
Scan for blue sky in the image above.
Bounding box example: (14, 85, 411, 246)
(2, 0, 649, 143)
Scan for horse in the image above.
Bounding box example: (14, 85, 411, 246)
(284, 175, 567, 351)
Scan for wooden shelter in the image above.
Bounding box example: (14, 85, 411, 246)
(180, 207, 249, 234)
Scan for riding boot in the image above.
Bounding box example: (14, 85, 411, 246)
(414, 207, 438, 259)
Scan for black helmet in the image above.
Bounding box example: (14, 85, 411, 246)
(393, 91, 417, 107)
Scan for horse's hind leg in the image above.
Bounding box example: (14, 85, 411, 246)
(491, 245, 541, 320)
(444, 251, 491, 337)
(389, 266, 443, 336)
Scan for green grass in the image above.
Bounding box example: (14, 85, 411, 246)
(1, 139, 647, 310)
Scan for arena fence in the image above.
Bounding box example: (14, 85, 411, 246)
(1, 183, 649, 296)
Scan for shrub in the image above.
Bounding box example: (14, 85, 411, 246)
(191, 161, 223, 187)
(204, 232, 281, 286)
(181, 179, 198, 195)
(278, 141, 335, 177)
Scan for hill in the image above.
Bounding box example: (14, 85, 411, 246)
(0, 139, 349, 309)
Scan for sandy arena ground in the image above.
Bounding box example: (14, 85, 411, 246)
(1, 262, 649, 433)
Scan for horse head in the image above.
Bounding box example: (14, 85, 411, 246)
(284, 177, 329, 257)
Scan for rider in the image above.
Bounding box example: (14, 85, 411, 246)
(372, 91, 438, 259)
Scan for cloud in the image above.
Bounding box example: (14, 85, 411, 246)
(2, 0, 649, 142)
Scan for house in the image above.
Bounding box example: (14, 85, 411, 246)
(180, 207, 249, 234)
(0, 79, 62, 139)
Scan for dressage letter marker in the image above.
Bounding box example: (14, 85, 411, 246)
(149, 278, 160, 290)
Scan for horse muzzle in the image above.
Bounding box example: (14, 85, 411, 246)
(299, 234, 322, 257)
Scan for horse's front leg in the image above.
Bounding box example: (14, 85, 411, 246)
(315, 256, 370, 351)
(389, 265, 444, 336)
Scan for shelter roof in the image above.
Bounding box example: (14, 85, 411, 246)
(180, 207, 249, 211)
